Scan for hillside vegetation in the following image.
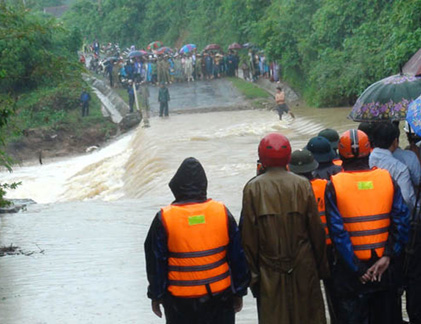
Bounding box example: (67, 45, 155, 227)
(63, 0, 420, 107)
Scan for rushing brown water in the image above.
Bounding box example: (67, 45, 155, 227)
(1, 105, 359, 323)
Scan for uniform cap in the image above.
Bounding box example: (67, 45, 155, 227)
(288, 149, 319, 174)
(306, 136, 335, 163)
(318, 128, 340, 150)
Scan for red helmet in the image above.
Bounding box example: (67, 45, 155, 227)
(258, 133, 291, 167)
(338, 129, 371, 159)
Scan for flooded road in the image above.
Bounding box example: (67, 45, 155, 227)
(0, 84, 355, 323)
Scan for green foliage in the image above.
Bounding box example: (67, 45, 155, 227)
(228, 77, 270, 100)
(0, 2, 84, 201)
(17, 0, 421, 108)
(0, 182, 21, 208)
(0, 3, 83, 93)
(25, 0, 65, 10)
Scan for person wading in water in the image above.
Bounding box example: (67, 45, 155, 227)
(275, 86, 295, 120)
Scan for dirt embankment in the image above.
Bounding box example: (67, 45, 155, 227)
(6, 124, 119, 165)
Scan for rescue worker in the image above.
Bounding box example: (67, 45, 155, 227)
(145, 157, 249, 324)
(319, 128, 343, 166)
(307, 136, 342, 180)
(288, 149, 338, 323)
(325, 129, 410, 324)
(241, 133, 329, 324)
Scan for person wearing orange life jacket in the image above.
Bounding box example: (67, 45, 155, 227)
(325, 129, 410, 324)
(288, 149, 331, 245)
(288, 149, 338, 323)
(145, 157, 249, 324)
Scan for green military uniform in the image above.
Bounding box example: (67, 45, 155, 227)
(158, 85, 170, 117)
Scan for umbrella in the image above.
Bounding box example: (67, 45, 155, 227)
(147, 41, 163, 50)
(406, 95, 421, 136)
(179, 44, 197, 54)
(155, 47, 173, 55)
(348, 74, 421, 122)
(403, 48, 421, 77)
(228, 43, 242, 50)
(204, 44, 221, 51)
(128, 50, 149, 58)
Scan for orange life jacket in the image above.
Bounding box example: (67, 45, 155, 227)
(331, 168, 394, 260)
(333, 159, 343, 167)
(311, 179, 331, 245)
(161, 199, 232, 298)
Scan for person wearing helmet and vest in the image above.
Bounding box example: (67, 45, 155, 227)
(241, 133, 329, 324)
(319, 128, 343, 167)
(306, 136, 343, 180)
(145, 157, 249, 324)
(288, 149, 339, 323)
(325, 129, 410, 324)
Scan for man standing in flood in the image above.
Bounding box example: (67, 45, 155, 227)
(240, 133, 329, 324)
(158, 83, 170, 117)
(275, 86, 295, 120)
(145, 157, 249, 324)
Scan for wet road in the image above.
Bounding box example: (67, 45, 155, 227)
(0, 79, 357, 323)
(147, 79, 246, 114)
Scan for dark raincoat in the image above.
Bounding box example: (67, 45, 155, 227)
(145, 157, 249, 324)
(241, 167, 329, 324)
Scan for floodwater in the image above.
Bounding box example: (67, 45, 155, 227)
(0, 86, 356, 323)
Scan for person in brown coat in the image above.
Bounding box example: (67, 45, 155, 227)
(240, 133, 329, 324)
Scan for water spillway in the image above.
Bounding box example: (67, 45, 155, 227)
(0, 84, 354, 323)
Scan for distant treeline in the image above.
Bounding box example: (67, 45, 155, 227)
(62, 0, 420, 107)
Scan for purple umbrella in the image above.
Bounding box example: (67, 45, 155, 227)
(179, 44, 197, 54)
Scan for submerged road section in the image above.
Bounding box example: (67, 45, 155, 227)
(0, 77, 356, 323)
(147, 79, 247, 114)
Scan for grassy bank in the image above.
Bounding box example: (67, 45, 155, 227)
(228, 77, 271, 100)
(3, 82, 118, 163)
(6, 83, 116, 144)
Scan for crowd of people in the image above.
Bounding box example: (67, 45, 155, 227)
(81, 41, 282, 88)
(145, 121, 421, 324)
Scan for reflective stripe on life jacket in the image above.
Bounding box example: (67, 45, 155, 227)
(161, 199, 232, 297)
(311, 178, 331, 245)
(331, 168, 394, 260)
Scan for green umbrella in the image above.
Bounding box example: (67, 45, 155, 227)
(349, 74, 421, 122)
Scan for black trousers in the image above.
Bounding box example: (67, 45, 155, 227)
(163, 294, 234, 324)
(129, 95, 134, 113)
(159, 102, 169, 117)
(406, 222, 421, 324)
(81, 102, 89, 117)
(335, 290, 402, 324)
